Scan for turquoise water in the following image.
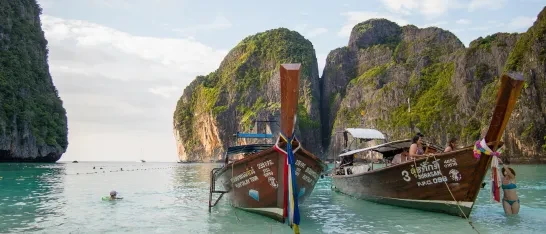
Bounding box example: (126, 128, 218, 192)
(1, 162, 545, 234)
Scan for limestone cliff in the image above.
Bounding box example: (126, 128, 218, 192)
(0, 0, 68, 162)
(501, 6, 546, 163)
(321, 10, 546, 162)
(173, 28, 322, 162)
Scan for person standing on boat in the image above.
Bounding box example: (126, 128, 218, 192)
(444, 138, 458, 152)
(408, 135, 425, 160)
(501, 165, 519, 215)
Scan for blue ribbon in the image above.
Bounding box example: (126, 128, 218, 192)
(279, 132, 300, 227)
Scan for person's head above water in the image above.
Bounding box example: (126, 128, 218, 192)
(110, 190, 117, 198)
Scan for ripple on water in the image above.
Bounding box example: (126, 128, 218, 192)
(1, 163, 546, 233)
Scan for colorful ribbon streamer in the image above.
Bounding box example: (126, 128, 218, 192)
(473, 138, 504, 159)
(273, 132, 301, 234)
(473, 138, 504, 202)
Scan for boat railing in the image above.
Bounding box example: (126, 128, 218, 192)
(349, 164, 371, 174)
(335, 163, 372, 176)
(208, 167, 228, 212)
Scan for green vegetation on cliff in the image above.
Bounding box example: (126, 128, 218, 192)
(327, 10, 546, 160)
(503, 7, 546, 155)
(505, 9, 546, 71)
(173, 28, 321, 155)
(391, 63, 457, 134)
(330, 19, 465, 145)
(0, 0, 68, 149)
(350, 63, 390, 87)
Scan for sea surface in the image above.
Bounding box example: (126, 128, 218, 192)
(0, 162, 545, 234)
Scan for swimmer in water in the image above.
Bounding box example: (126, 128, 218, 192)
(103, 190, 123, 201)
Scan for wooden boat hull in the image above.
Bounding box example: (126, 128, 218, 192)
(216, 144, 325, 221)
(332, 146, 492, 217)
(332, 73, 525, 217)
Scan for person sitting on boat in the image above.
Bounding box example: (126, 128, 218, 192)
(392, 153, 402, 165)
(391, 150, 408, 165)
(340, 154, 354, 167)
(408, 135, 425, 160)
(501, 165, 519, 215)
(444, 138, 458, 152)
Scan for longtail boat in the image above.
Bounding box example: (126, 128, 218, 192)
(208, 64, 327, 230)
(331, 72, 525, 217)
(333, 129, 444, 175)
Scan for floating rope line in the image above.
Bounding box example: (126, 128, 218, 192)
(0, 166, 180, 180)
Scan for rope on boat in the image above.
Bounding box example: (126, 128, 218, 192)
(431, 155, 481, 234)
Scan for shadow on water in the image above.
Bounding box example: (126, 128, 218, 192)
(0, 163, 66, 233)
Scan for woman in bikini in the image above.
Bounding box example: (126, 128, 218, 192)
(444, 138, 458, 152)
(408, 135, 425, 160)
(501, 165, 519, 215)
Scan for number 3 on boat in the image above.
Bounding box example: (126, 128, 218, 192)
(331, 72, 525, 218)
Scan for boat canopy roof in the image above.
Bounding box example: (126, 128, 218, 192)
(345, 128, 386, 140)
(235, 132, 273, 138)
(226, 144, 273, 156)
(339, 139, 411, 157)
(338, 139, 445, 158)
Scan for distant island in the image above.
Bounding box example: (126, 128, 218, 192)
(173, 6, 546, 164)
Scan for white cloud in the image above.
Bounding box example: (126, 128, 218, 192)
(37, 0, 54, 10)
(380, 0, 450, 18)
(468, 0, 507, 12)
(41, 15, 228, 162)
(421, 21, 448, 28)
(508, 16, 537, 30)
(380, 0, 418, 15)
(148, 86, 181, 98)
(92, 0, 131, 8)
(292, 24, 328, 38)
(456, 19, 471, 25)
(419, 0, 449, 18)
(467, 21, 505, 31)
(450, 29, 464, 33)
(295, 24, 308, 32)
(172, 14, 232, 36)
(202, 15, 232, 30)
(338, 11, 409, 37)
(306, 28, 328, 38)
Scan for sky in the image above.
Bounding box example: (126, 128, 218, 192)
(37, 0, 544, 162)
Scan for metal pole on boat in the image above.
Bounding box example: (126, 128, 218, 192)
(408, 97, 413, 135)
